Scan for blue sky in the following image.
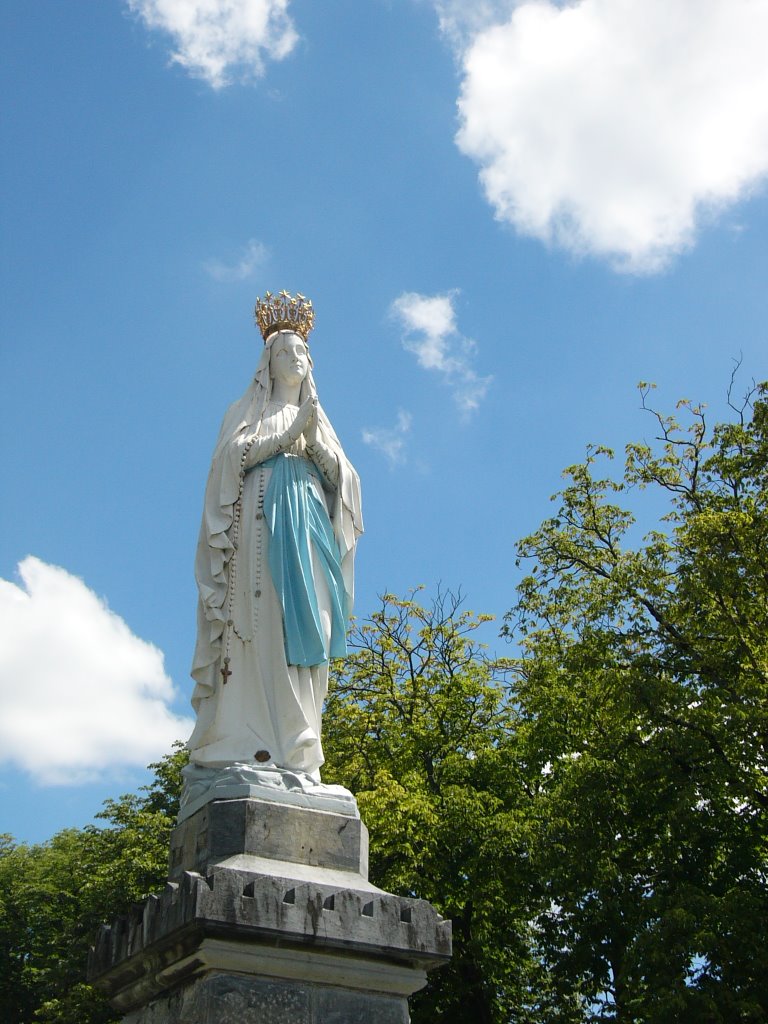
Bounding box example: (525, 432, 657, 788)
(2, 0, 767, 844)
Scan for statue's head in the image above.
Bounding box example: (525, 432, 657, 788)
(250, 294, 316, 408)
(268, 330, 310, 388)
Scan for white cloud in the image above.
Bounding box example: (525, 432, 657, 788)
(203, 238, 268, 281)
(391, 291, 491, 415)
(128, 0, 298, 88)
(0, 558, 192, 785)
(432, 0, 516, 49)
(453, 0, 768, 272)
(362, 410, 413, 466)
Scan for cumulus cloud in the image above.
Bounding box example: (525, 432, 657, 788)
(128, 0, 298, 88)
(362, 410, 413, 466)
(0, 558, 192, 785)
(453, 0, 768, 272)
(391, 291, 491, 415)
(203, 238, 268, 281)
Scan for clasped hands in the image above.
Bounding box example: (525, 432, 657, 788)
(280, 396, 338, 484)
(284, 396, 319, 448)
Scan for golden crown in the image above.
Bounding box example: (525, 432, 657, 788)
(254, 291, 315, 343)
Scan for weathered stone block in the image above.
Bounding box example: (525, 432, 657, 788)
(169, 798, 368, 881)
(122, 970, 408, 1024)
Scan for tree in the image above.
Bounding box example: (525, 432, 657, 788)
(0, 744, 188, 1024)
(322, 590, 547, 1024)
(503, 381, 768, 1022)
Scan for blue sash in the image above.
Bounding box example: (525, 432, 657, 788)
(262, 454, 348, 666)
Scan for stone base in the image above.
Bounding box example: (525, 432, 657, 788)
(168, 798, 369, 883)
(123, 967, 411, 1024)
(89, 798, 452, 1024)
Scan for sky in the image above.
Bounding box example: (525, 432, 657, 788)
(1, 0, 767, 845)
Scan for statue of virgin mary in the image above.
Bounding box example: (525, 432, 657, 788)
(185, 293, 362, 804)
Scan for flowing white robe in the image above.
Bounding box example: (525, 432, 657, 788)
(188, 365, 362, 780)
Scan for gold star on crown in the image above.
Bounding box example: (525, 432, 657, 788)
(254, 291, 315, 343)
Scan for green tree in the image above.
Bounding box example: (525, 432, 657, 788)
(504, 381, 768, 1022)
(323, 590, 548, 1024)
(0, 744, 188, 1024)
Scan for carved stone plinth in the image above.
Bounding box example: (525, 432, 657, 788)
(168, 797, 369, 882)
(89, 799, 451, 1023)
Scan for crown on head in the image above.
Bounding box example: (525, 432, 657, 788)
(254, 291, 315, 343)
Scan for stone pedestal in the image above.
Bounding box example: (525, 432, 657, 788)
(89, 798, 451, 1023)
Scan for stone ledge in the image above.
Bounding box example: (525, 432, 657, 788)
(89, 865, 452, 1011)
(103, 939, 429, 1016)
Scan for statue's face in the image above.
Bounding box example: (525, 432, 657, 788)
(269, 332, 309, 389)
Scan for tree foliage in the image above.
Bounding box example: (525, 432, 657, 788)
(0, 745, 188, 1024)
(322, 590, 541, 1023)
(503, 381, 768, 1022)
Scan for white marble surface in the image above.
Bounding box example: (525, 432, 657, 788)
(187, 327, 363, 789)
(178, 762, 360, 821)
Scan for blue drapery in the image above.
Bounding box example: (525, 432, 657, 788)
(262, 454, 348, 667)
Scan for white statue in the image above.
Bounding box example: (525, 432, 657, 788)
(183, 293, 363, 816)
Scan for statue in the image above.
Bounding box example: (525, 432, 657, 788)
(90, 296, 452, 1018)
(183, 293, 363, 815)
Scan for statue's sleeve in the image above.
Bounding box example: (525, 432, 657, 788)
(307, 440, 340, 487)
(238, 430, 283, 469)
